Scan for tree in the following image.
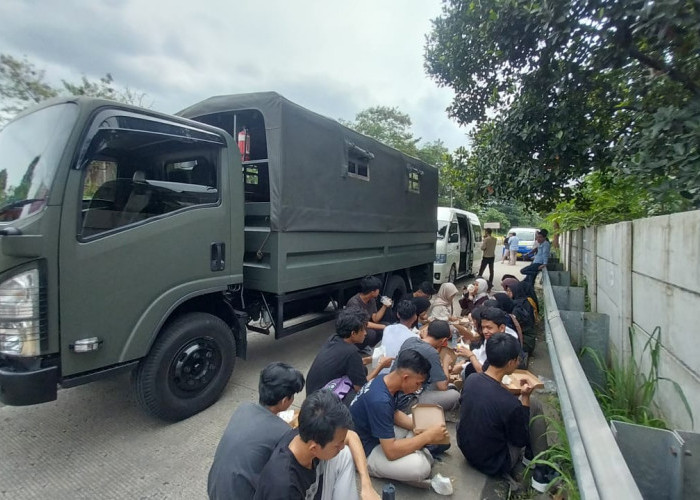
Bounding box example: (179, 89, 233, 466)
(478, 207, 510, 232)
(342, 107, 460, 205)
(425, 0, 700, 212)
(340, 106, 420, 156)
(1, 54, 147, 125)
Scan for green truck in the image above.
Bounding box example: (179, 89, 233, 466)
(0, 92, 437, 420)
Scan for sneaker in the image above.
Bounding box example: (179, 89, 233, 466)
(425, 443, 451, 459)
(531, 464, 558, 493)
(522, 448, 533, 467)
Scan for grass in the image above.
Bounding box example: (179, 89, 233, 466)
(584, 325, 694, 429)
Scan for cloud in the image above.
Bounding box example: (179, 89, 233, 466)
(0, 0, 466, 151)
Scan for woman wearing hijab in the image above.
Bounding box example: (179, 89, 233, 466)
(459, 277, 490, 316)
(504, 280, 537, 354)
(428, 282, 460, 321)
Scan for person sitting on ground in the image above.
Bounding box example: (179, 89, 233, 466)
(393, 320, 461, 411)
(345, 276, 391, 351)
(503, 280, 537, 355)
(520, 229, 551, 286)
(306, 309, 393, 404)
(349, 349, 449, 484)
(379, 300, 419, 375)
(455, 307, 521, 378)
(255, 389, 377, 500)
(459, 277, 490, 316)
(502, 276, 539, 320)
(208, 362, 305, 500)
(428, 282, 460, 322)
(400, 281, 435, 303)
(208, 363, 377, 500)
(412, 297, 431, 329)
(457, 333, 547, 478)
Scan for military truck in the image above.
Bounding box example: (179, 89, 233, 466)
(0, 92, 437, 420)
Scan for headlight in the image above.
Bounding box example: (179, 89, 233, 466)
(0, 268, 42, 356)
(435, 254, 447, 264)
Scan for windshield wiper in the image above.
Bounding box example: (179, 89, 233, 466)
(0, 198, 45, 214)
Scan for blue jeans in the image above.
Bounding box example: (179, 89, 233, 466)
(520, 262, 543, 284)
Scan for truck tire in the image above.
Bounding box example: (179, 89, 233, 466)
(132, 312, 235, 421)
(385, 275, 407, 305)
(448, 264, 457, 283)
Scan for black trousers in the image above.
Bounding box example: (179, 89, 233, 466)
(478, 257, 495, 285)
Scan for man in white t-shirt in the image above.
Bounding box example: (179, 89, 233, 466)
(379, 300, 418, 375)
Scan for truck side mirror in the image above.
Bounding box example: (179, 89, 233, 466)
(448, 233, 459, 243)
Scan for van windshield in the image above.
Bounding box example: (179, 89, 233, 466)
(437, 220, 448, 240)
(515, 230, 536, 241)
(0, 103, 79, 222)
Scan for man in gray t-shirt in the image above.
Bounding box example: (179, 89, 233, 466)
(393, 321, 460, 411)
(208, 363, 304, 500)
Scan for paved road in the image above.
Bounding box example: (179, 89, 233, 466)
(0, 255, 539, 499)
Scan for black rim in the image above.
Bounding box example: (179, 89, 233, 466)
(168, 337, 222, 398)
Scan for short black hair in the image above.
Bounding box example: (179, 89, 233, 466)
(258, 362, 305, 406)
(482, 299, 499, 309)
(417, 281, 435, 296)
(485, 333, 521, 367)
(336, 308, 368, 338)
(412, 297, 431, 315)
(492, 292, 514, 313)
(480, 306, 508, 327)
(395, 300, 417, 320)
(539, 228, 549, 238)
(485, 228, 492, 235)
(501, 274, 518, 281)
(360, 276, 382, 294)
(298, 389, 353, 447)
(395, 348, 431, 377)
(427, 320, 451, 340)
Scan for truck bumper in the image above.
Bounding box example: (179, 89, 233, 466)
(0, 364, 58, 406)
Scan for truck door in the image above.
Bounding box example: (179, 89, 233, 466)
(58, 110, 235, 378)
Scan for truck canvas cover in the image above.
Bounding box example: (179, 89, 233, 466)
(178, 92, 438, 234)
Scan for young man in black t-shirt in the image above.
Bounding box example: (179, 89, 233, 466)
(306, 309, 392, 402)
(457, 333, 547, 477)
(254, 390, 361, 500)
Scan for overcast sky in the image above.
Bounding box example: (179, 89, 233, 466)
(0, 0, 469, 151)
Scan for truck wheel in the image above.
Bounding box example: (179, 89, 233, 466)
(385, 275, 407, 304)
(448, 264, 457, 283)
(132, 312, 235, 421)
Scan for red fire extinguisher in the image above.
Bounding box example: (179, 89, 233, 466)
(237, 128, 250, 162)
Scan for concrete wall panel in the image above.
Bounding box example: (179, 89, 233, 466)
(565, 209, 700, 431)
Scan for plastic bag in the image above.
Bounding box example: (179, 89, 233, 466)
(371, 344, 387, 369)
(430, 473, 454, 495)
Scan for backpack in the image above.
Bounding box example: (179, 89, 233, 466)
(527, 296, 540, 322)
(323, 376, 354, 401)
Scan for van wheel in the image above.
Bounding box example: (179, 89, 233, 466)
(448, 264, 457, 283)
(132, 312, 235, 421)
(385, 275, 407, 304)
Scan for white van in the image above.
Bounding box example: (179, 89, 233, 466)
(434, 207, 483, 284)
(506, 227, 539, 259)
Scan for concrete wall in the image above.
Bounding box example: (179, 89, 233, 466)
(565, 210, 700, 430)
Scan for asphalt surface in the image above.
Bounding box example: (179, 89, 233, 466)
(0, 255, 552, 499)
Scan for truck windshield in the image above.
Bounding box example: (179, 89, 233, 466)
(0, 103, 79, 222)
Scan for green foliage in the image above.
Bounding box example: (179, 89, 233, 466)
(547, 171, 653, 231)
(341, 106, 460, 203)
(340, 106, 420, 156)
(585, 326, 694, 429)
(478, 206, 510, 231)
(527, 406, 580, 500)
(425, 0, 700, 212)
(0, 53, 147, 125)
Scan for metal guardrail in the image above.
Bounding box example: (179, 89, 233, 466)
(542, 270, 642, 499)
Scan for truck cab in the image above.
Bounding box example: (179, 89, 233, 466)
(0, 98, 246, 420)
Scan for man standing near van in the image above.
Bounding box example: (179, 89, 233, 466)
(508, 232, 519, 265)
(478, 229, 497, 289)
